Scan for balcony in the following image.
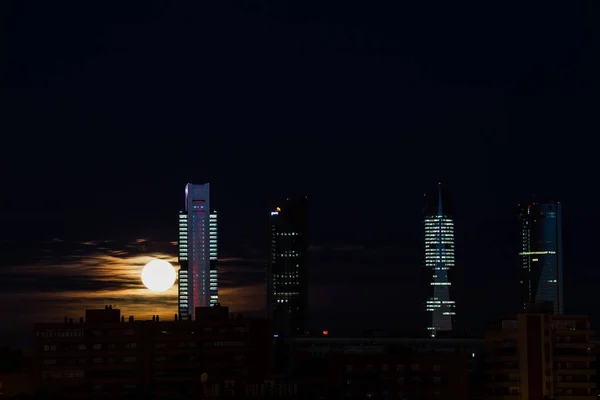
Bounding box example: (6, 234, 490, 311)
(556, 382, 597, 389)
(554, 356, 595, 362)
(555, 329, 595, 336)
(555, 342, 594, 349)
(556, 369, 596, 375)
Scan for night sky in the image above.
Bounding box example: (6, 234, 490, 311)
(2, 1, 599, 346)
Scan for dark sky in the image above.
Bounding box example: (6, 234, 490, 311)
(2, 1, 600, 345)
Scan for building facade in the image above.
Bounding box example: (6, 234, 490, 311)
(485, 312, 595, 400)
(288, 337, 478, 400)
(518, 201, 563, 314)
(209, 211, 219, 307)
(178, 183, 218, 320)
(267, 197, 308, 337)
(424, 183, 457, 337)
(33, 306, 272, 399)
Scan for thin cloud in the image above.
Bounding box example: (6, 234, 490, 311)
(0, 240, 262, 339)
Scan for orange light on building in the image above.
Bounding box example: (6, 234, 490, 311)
(322, 330, 329, 336)
(276, 207, 281, 212)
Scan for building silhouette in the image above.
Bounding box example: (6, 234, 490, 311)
(485, 311, 595, 399)
(32, 306, 272, 399)
(178, 183, 218, 320)
(518, 201, 563, 314)
(423, 183, 456, 337)
(266, 197, 308, 337)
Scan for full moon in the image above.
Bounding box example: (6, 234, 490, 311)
(141, 259, 176, 292)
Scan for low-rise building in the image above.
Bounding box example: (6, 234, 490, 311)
(485, 312, 596, 400)
(33, 305, 272, 398)
(287, 336, 480, 399)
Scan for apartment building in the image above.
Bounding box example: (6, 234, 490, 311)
(485, 311, 596, 400)
(33, 305, 272, 399)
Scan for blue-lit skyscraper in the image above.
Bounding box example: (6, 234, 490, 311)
(518, 201, 563, 314)
(178, 183, 218, 320)
(424, 183, 456, 337)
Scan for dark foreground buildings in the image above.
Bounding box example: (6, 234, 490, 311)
(288, 336, 481, 400)
(33, 306, 273, 399)
(266, 197, 309, 337)
(485, 310, 596, 399)
(31, 305, 487, 399)
(518, 201, 563, 314)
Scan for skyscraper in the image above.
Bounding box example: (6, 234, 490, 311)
(266, 197, 308, 337)
(424, 183, 456, 337)
(178, 183, 218, 320)
(518, 201, 563, 314)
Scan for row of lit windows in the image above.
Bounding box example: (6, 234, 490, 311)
(38, 330, 84, 338)
(44, 342, 136, 352)
(346, 363, 442, 372)
(42, 370, 85, 379)
(425, 256, 455, 259)
(426, 263, 455, 267)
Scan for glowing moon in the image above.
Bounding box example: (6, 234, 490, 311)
(141, 259, 176, 292)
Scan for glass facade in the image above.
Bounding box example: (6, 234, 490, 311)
(209, 211, 219, 307)
(267, 198, 308, 336)
(424, 183, 456, 337)
(178, 183, 216, 320)
(518, 201, 563, 314)
(177, 212, 189, 319)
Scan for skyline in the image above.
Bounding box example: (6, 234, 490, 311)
(3, 1, 599, 347)
(0, 182, 592, 347)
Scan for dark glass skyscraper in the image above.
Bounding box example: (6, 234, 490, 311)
(266, 197, 308, 337)
(518, 201, 563, 314)
(424, 183, 456, 337)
